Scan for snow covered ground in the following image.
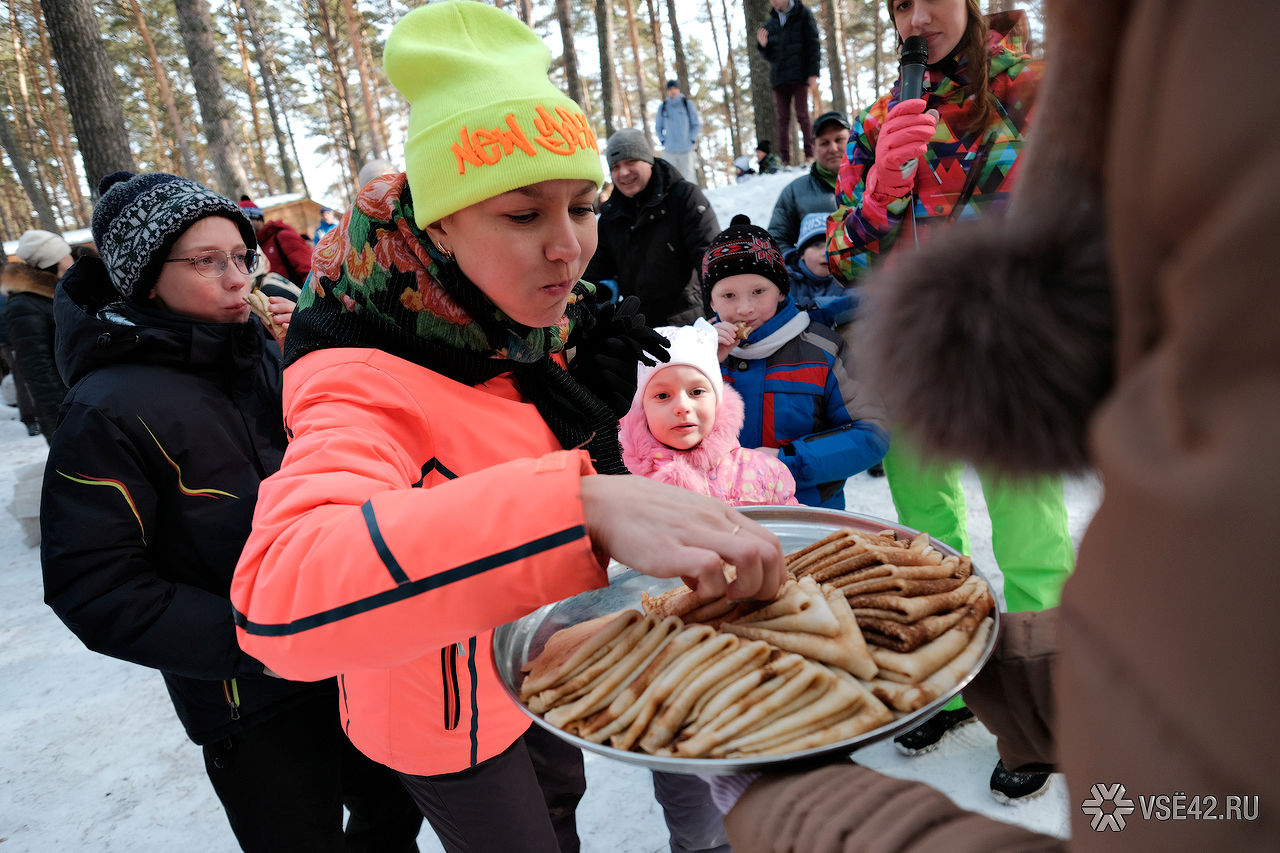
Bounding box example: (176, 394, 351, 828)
(0, 169, 1098, 851)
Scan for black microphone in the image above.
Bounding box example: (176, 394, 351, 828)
(899, 35, 928, 101)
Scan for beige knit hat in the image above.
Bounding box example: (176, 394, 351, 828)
(15, 230, 71, 270)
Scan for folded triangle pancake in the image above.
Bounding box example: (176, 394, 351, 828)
(867, 617, 993, 712)
(869, 605, 987, 684)
(727, 576, 840, 637)
(724, 585, 877, 679)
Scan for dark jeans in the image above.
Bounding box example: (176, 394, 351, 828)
(652, 771, 731, 852)
(399, 724, 586, 853)
(773, 81, 815, 163)
(202, 692, 423, 853)
(0, 343, 37, 428)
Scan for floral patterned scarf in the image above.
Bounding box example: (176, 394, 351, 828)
(285, 173, 626, 474)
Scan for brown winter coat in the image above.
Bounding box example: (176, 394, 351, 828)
(723, 1, 1280, 849)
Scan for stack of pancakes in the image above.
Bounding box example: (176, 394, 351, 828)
(788, 528, 995, 712)
(519, 526, 996, 758)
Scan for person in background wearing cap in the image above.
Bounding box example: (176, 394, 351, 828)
(39, 171, 424, 852)
(766, 110, 851, 255)
(585, 127, 720, 327)
(313, 206, 340, 247)
(654, 79, 702, 186)
(227, 4, 784, 852)
(784, 211, 855, 329)
(755, 0, 821, 166)
(238, 195, 313, 289)
(705, 214, 887, 510)
(1, 229, 74, 440)
(825, 1, 1073, 801)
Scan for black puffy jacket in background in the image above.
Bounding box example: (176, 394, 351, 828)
(755, 0, 821, 88)
(585, 158, 720, 326)
(40, 256, 327, 745)
(0, 262, 68, 441)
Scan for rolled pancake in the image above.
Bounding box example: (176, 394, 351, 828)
(724, 586, 877, 679)
(785, 529, 858, 572)
(679, 653, 806, 738)
(544, 619, 696, 728)
(663, 661, 830, 758)
(527, 615, 678, 713)
(521, 609, 642, 697)
(607, 631, 739, 751)
(806, 549, 881, 582)
(868, 617, 993, 712)
(849, 575, 984, 623)
(641, 584, 702, 619)
(835, 572, 967, 599)
(864, 542, 944, 567)
(573, 624, 717, 740)
(727, 577, 840, 636)
(722, 672, 895, 756)
(637, 639, 775, 753)
(869, 606, 986, 684)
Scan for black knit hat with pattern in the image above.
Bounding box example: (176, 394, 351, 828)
(91, 171, 258, 302)
(701, 214, 790, 305)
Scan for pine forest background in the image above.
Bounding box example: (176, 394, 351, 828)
(1, 0, 1043, 241)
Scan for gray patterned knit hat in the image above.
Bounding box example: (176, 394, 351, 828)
(91, 171, 258, 301)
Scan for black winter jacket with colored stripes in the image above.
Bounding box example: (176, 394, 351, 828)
(40, 256, 327, 745)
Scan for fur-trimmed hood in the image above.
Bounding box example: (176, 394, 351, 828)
(0, 261, 58, 299)
(620, 381, 745, 490)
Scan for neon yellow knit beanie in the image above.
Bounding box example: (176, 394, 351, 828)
(384, 1, 603, 229)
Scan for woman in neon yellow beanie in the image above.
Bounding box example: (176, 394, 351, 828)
(229, 3, 785, 851)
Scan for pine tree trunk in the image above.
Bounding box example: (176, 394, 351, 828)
(172, 0, 251, 198)
(664, 0, 689, 95)
(621, 0, 652, 147)
(230, 11, 267, 191)
(27, 0, 88, 223)
(554, 0, 586, 109)
(124, 0, 200, 183)
(594, 0, 616, 138)
(644, 0, 667, 87)
(8, 0, 61, 223)
(702, 0, 739, 160)
(36, 0, 133, 197)
(340, 0, 387, 160)
(310, 0, 362, 188)
(237, 0, 296, 195)
(873, 1, 886, 96)
(0, 106, 58, 230)
(718, 0, 743, 154)
(821, 0, 847, 115)
(744, 0, 777, 148)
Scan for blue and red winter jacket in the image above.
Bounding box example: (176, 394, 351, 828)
(719, 296, 888, 508)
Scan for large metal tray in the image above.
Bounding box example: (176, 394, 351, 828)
(491, 505, 998, 774)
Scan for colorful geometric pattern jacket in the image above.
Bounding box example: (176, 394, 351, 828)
(718, 296, 889, 509)
(828, 11, 1040, 283)
(41, 255, 326, 746)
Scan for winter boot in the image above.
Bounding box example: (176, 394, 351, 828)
(892, 707, 975, 756)
(990, 759, 1052, 804)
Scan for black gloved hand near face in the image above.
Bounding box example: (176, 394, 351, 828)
(570, 295, 670, 417)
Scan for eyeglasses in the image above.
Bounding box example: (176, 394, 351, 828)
(163, 249, 261, 279)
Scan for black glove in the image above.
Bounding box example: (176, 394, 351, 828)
(570, 296, 670, 417)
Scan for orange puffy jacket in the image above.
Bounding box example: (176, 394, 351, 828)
(231, 347, 608, 775)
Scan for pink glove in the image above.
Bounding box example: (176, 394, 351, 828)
(865, 98, 937, 202)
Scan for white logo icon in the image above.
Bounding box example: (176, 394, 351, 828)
(1081, 783, 1136, 831)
